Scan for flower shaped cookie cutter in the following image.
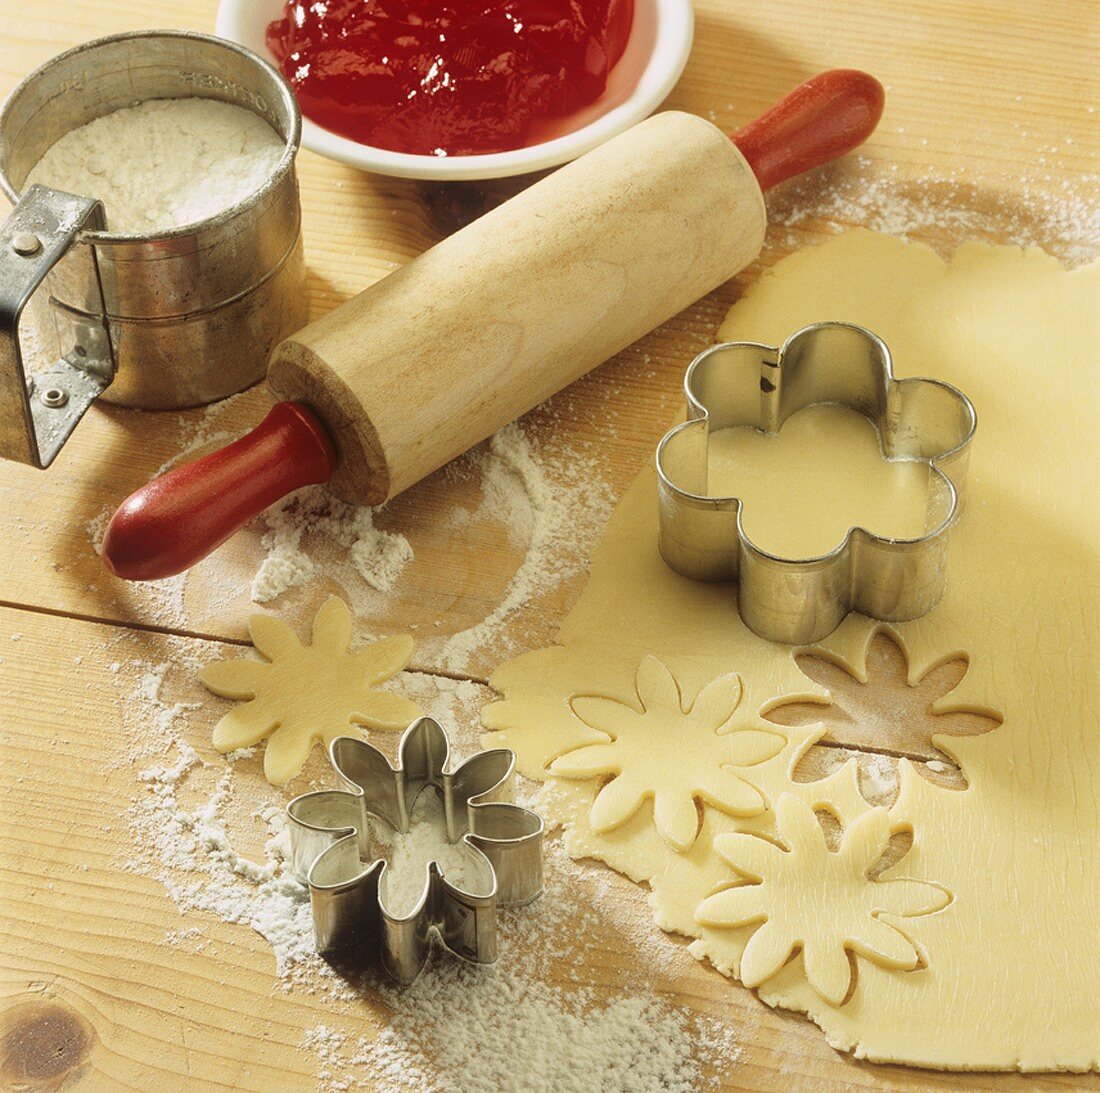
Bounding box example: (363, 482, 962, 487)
(286, 717, 544, 984)
(656, 322, 976, 644)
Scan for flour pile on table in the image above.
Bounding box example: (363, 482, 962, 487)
(250, 487, 414, 602)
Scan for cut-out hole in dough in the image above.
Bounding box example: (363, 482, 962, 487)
(813, 805, 843, 851)
(869, 826, 915, 881)
(764, 631, 1002, 805)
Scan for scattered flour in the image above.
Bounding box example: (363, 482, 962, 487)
(435, 424, 613, 672)
(130, 741, 317, 977)
(124, 656, 203, 763)
(312, 970, 728, 1093)
(768, 154, 1099, 268)
(162, 925, 204, 949)
(247, 419, 612, 675)
(299, 831, 740, 1092)
(375, 790, 490, 916)
(251, 488, 414, 603)
(85, 511, 109, 556)
(26, 98, 284, 234)
(860, 751, 899, 802)
(116, 656, 738, 1088)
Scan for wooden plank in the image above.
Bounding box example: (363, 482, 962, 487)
(1, 605, 1090, 1090)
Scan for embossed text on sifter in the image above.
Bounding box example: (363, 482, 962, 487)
(0, 30, 307, 469)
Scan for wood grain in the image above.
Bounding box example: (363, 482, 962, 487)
(0, 0, 1096, 1088)
(0, 607, 1087, 1091)
(269, 111, 764, 504)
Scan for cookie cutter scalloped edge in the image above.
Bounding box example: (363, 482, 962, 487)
(286, 717, 544, 985)
(656, 322, 976, 645)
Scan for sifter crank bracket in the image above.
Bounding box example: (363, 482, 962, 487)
(0, 184, 114, 468)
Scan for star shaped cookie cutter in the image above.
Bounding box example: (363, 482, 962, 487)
(286, 717, 544, 985)
(656, 322, 976, 645)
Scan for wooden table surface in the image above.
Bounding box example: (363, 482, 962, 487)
(1, 1, 1096, 1089)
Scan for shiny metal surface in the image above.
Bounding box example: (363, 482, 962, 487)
(287, 717, 545, 986)
(0, 185, 110, 466)
(656, 322, 976, 644)
(0, 29, 307, 466)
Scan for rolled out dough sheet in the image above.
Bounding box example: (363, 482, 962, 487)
(483, 231, 1100, 1070)
(707, 407, 934, 557)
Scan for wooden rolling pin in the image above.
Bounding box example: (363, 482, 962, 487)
(103, 70, 884, 580)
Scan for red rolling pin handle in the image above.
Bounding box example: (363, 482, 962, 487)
(102, 69, 884, 582)
(101, 401, 335, 580)
(731, 69, 884, 190)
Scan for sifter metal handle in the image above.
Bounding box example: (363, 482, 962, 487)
(0, 184, 113, 468)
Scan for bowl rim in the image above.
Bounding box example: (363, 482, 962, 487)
(214, 0, 695, 180)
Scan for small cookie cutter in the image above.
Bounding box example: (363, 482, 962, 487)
(286, 717, 544, 985)
(656, 322, 976, 645)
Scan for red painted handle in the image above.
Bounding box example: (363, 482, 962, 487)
(101, 402, 336, 581)
(731, 69, 885, 191)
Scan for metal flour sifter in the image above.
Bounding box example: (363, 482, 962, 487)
(0, 29, 308, 468)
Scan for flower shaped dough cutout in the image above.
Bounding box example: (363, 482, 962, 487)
(200, 596, 421, 784)
(550, 657, 786, 851)
(695, 794, 951, 1006)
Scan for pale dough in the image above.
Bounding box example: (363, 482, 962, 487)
(202, 596, 421, 784)
(483, 231, 1100, 1070)
(766, 630, 1002, 802)
(549, 656, 784, 851)
(695, 795, 951, 1007)
(708, 406, 933, 558)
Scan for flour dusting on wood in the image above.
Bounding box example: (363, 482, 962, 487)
(111, 652, 737, 1088)
(250, 487, 414, 603)
(768, 154, 1099, 267)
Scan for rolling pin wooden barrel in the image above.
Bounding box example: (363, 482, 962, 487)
(102, 70, 884, 580)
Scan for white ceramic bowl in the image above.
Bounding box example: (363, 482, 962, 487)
(214, 0, 694, 180)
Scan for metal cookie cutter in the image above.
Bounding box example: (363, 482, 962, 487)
(656, 322, 976, 645)
(286, 717, 544, 985)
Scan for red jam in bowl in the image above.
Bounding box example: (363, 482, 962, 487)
(266, 0, 635, 156)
